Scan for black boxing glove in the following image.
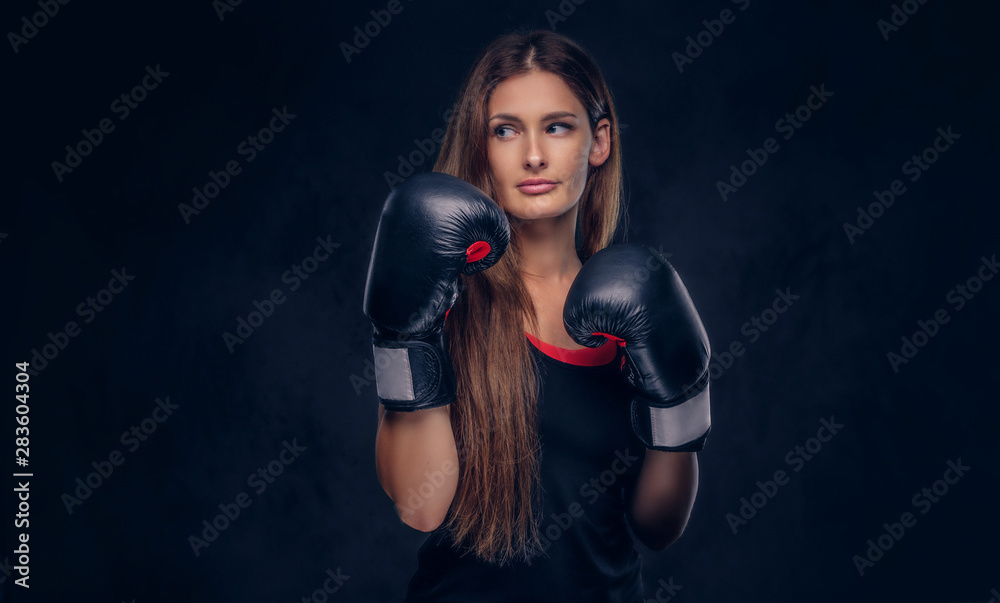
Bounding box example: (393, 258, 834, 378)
(362, 172, 509, 411)
(564, 243, 711, 451)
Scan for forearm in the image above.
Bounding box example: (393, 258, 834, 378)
(375, 404, 459, 532)
(627, 449, 699, 551)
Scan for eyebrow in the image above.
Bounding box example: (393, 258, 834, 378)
(488, 111, 579, 123)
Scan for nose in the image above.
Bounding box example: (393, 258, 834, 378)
(523, 131, 545, 169)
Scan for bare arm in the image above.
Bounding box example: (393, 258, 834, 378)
(363, 173, 510, 533)
(625, 449, 699, 551)
(375, 404, 459, 532)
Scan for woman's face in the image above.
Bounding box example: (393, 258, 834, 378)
(486, 70, 610, 222)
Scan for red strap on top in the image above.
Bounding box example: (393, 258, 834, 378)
(466, 241, 490, 262)
(525, 332, 617, 366)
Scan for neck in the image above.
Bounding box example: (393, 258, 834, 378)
(511, 206, 582, 285)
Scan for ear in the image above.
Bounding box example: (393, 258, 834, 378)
(589, 117, 612, 168)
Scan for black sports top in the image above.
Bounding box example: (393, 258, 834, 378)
(403, 333, 647, 602)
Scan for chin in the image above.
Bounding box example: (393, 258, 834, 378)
(499, 190, 577, 221)
(507, 206, 572, 222)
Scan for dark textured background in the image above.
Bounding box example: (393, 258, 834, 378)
(3, 0, 998, 601)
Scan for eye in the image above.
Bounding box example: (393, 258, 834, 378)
(494, 125, 515, 138)
(548, 123, 572, 134)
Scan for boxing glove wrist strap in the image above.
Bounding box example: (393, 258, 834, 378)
(371, 332, 456, 412)
(630, 374, 711, 452)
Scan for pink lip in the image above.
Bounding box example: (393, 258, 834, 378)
(517, 180, 557, 194)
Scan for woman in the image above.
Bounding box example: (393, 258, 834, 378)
(365, 28, 710, 602)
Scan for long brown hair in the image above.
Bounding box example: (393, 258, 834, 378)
(434, 27, 624, 564)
